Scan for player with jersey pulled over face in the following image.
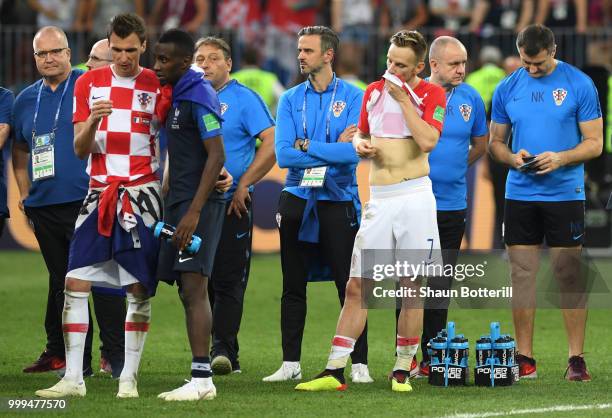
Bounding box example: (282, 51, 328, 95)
(36, 13, 169, 399)
(296, 30, 447, 393)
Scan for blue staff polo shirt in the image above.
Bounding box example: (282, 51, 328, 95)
(429, 82, 488, 210)
(12, 69, 89, 207)
(218, 79, 275, 198)
(492, 61, 602, 201)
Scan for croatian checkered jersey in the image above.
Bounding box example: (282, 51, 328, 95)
(73, 66, 161, 185)
(358, 78, 446, 139)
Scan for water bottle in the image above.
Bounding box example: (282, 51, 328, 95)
(449, 336, 469, 367)
(152, 222, 202, 255)
(476, 336, 492, 367)
(430, 336, 447, 365)
(506, 336, 516, 366)
(493, 336, 513, 366)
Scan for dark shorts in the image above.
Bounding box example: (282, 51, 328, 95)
(157, 199, 225, 284)
(503, 199, 585, 247)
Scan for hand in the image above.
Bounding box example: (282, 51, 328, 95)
(356, 139, 377, 159)
(215, 167, 233, 193)
(228, 185, 250, 219)
(339, 124, 357, 143)
(294, 138, 304, 150)
(89, 100, 113, 124)
(533, 151, 564, 175)
(511, 149, 531, 169)
(18, 195, 28, 214)
(173, 208, 200, 251)
(161, 176, 169, 198)
(384, 80, 410, 104)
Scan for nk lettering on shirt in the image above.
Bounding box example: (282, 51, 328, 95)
(358, 74, 446, 138)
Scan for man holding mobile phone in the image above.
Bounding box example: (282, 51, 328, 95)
(489, 24, 603, 382)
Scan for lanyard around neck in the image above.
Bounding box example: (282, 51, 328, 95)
(302, 77, 339, 144)
(32, 72, 72, 140)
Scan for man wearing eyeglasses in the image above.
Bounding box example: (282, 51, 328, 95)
(12, 26, 93, 377)
(85, 39, 113, 71)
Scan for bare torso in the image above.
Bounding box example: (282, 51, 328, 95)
(369, 136, 429, 185)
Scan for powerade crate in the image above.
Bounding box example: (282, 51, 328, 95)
(427, 322, 469, 386)
(474, 322, 520, 387)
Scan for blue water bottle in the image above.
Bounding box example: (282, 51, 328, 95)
(475, 336, 492, 367)
(152, 222, 202, 254)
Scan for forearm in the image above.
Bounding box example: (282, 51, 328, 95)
(12, 146, 31, 198)
(468, 144, 486, 166)
(275, 143, 327, 168)
(468, 136, 488, 166)
(400, 103, 438, 152)
(307, 141, 359, 164)
(74, 120, 98, 159)
(488, 139, 515, 166)
(0, 125, 9, 149)
(237, 139, 276, 189)
(189, 154, 225, 213)
(559, 138, 603, 166)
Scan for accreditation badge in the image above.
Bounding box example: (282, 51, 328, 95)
(300, 166, 327, 187)
(32, 132, 55, 180)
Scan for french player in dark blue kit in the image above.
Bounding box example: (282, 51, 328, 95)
(154, 29, 226, 401)
(489, 24, 603, 382)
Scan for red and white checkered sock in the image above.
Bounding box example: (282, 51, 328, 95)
(120, 293, 151, 382)
(326, 335, 355, 370)
(62, 290, 90, 382)
(394, 336, 419, 372)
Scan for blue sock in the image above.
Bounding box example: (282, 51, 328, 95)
(191, 356, 212, 378)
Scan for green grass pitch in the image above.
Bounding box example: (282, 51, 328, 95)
(1, 251, 611, 417)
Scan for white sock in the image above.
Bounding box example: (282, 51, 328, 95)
(62, 290, 90, 382)
(326, 335, 355, 370)
(394, 336, 419, 372)
(120, 293, 151, 382)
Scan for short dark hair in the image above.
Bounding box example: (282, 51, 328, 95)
(158, 29, 195, 58)
(195, 36, 231, 60)
(390, 30, 428, 62)
(108, 13, 146, 43)
(516, 24, 555, 56)
(297, 26, 339, 55)
(241, 45, 259, 66)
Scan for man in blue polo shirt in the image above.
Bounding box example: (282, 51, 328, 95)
(0, 87, 13, 236)
(489, 24, 603, 381)
(264, 26, 370, 383)
(12, 26, 94, 376)
(414, 36, 488, 377)
(194, 36, 276, 375)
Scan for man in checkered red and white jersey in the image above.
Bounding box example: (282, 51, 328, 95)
(36, 13, 171, 400)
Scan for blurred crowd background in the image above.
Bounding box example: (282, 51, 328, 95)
(1, 0, 610, 90)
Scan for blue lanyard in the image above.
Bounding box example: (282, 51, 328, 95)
(301, 77, 339, 144)
(32, 72, 72, 141)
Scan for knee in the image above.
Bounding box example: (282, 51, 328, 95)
(345, 278, 362, 301)
(65, 277, 91, 292)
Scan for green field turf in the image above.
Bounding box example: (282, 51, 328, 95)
(1, 251, 611, 417)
